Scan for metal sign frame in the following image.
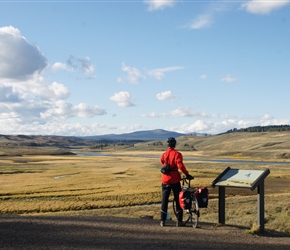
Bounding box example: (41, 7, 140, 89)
(211, 167, 270, 233)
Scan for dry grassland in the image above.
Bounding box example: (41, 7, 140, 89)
(1, 132, 290, 234)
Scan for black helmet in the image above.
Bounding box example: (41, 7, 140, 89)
(167, 137, 176, 148)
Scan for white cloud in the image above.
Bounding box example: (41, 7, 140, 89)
(190, 14, 212, 29)
(118, 65, 182, 83)
(0, 26, 47, 80)
(66, 55, 95, 74)
(171, 106, 209, 118)
(147, 66, 183, 80)
(220, 75, 238, 83)
(261, 114, 273, 120)
(118, 63, 144, 84)
(144, 0, 176, 11)
(48, 82, 70, 100)
(187, 3, 228, 30)
(156, 90, 177, 101)
(200, 74, 207, 79)
(168, 113, 290, 134)
(0, 25, 106, 134)
(40, 101, 73, 119)
(8, 74, 70, 101)
(51, 56, 95, 75)
(241, 0, 290, 14)
(51, 62, 68, 71)
(40, 101, 106, 120)
(110, 91, 135, 107)
(73, 103, 106, 117)
(180, 120, 210, 133)
(141, 112, 167, 118)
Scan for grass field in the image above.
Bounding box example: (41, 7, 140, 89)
(0, 152, 289, 234)
(1, 132, 290, 234)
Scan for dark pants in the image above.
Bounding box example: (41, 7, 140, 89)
(160, 182, 183, 222)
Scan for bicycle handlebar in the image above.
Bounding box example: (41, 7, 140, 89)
(181, 175, 194, 188)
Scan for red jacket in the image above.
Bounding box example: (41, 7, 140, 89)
(160, 147, 189, 185)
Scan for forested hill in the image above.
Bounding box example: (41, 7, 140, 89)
(226, 125, 290, 133)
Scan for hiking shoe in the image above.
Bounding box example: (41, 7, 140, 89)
(176, 221, 186, 227)
(160, 221, 165, 227)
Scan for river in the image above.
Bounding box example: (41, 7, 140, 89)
(74, 152, 290, 165)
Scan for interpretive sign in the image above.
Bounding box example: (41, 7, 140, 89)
(212, 167, 270, 190)
(211, 167, 270, 233)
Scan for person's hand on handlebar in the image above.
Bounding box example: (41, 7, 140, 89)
(186, 174, 194, 180)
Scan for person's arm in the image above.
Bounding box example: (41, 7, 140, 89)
(176, 153, 194, 179)
(160, 153, 165, 165)
(175, 152, 189, 175)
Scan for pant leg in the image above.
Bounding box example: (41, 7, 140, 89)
(160, 184, 171, 221)
(172, 182, 183, 222)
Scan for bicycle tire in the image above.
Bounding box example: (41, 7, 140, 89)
(172, 198, 199, 228)
(188, 197, 199, 228)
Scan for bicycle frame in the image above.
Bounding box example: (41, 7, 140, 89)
(173, 176, 200, 228)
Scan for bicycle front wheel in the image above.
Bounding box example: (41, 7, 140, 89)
(188, 197, 199, 228)
(188, 209, 199, 228)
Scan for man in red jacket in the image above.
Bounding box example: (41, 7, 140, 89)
(160, 137, 193, 227)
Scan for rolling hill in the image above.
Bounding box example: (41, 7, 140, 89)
(2, 129, 290, 160)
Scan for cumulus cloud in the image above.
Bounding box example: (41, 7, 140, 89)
(241, 0, 290, 14)
(171, 106, 209, 118)
(147, 66, 183, 80)
(144, 0, 176, 11)
(51, 62, 68, 71)
(118, 63, 144, 84)
(4, 74, 70, 102)
(180, 120, 210, 133)
(156, 90, 177, 101)
(0, 25, 106, 133)
(110, 91, 135, 107)
(40, 101, 106, 120)
(170, 114, 290, 134)
(0, 26, 47, 80)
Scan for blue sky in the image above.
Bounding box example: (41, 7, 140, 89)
(0, 0, 290, 136)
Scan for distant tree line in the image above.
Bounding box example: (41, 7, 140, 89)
(226, 125, 290, 133)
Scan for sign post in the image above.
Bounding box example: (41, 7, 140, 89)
(211, 167, 270, 233)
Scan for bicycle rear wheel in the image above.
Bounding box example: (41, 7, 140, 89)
(172, 198, 199, 228)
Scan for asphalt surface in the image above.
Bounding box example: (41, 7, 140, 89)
(0, 215, 289, 250)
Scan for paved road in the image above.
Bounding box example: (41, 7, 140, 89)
(1, 216, 289, 249)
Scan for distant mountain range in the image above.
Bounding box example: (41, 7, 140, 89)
(82, 129, 206, 141)
(0, 129, 207, 149)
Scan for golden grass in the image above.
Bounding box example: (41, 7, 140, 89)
(0, 149, 290, 234)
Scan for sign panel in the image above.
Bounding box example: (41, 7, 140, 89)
(211, 167, 270, 190)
